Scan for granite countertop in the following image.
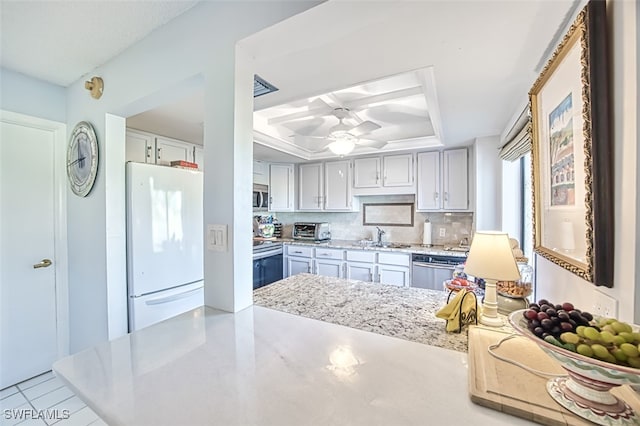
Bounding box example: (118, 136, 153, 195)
(53, 305, 533, 426)
(256, 237, 469, 257)
(254, 273, 471, 352)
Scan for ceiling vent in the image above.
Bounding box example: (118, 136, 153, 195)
(254, 75, 278, 97)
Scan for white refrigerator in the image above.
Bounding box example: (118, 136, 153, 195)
(126, 162, 204, 331)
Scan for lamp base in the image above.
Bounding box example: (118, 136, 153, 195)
(480, 314, 504, 327)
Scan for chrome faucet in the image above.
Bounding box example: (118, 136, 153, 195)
(376, 227, 386, 246)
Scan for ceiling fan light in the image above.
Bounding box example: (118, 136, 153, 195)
(328, 139, 355, 156)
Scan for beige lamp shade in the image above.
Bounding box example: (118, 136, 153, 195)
(464, 231, 520, 281)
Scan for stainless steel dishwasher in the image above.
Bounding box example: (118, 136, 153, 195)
(411, 253, 466, 291)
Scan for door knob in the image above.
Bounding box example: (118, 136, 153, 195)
(33, 259, 52, 269)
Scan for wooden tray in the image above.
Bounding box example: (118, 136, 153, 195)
(468, 326, 640, 425)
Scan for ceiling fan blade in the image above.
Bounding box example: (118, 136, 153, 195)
(350, 121, 381, 137)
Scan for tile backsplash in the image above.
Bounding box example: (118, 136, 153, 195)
(272, 195, 474, 246)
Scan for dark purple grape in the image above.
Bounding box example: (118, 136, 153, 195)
(541, 318, 553, 329)
(568, 310, 583, 321)
(540, 304, 551, 312)
(530, 319, 541, 329)
(560, 322, 574, 332)
(529, 303, 540, 312)
(554, 304, 563, 311)
(568, 319, 577, 328)
(523, 309, 538, 320)
(558, 311, 570, 321)
(546, 308, 557, 317)
(538, 299, 550, 306)
(537, 312, 549, 321)
(582, 311, 593, 321)
(542, 332, 551, 339)
(562, 302, 575, 311)
(551, 316, 561, 326)
(533, 327, 545, 337)
(551, 325, 561, 335)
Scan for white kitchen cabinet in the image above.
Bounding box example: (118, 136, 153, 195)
(442, 148, 469, 210)
(353, 157, 381, 188)
(382, 154, 413, 187)
(353, 154, 414, 195)
(346, 262, 375, 282)
(315, 259, 344, 278)
(416, 149, 469, 211)
(155, 136, 190, 166)
(126, 130, 155, 163)
(377, 265, 410, 287)
(287, 257, 313, 276)
(253, 160, 269, 186)
(416, 151, 441, 210)
(324, 160, 352, 210)
(269, 164, 294, 212)
(298, 163, 324, 210)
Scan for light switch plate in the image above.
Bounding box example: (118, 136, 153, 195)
(207, 224, 227, 252)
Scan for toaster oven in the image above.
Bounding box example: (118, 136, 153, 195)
(292, 222, 331, 241)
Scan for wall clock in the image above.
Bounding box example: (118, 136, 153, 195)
(67, 121, 99, 197)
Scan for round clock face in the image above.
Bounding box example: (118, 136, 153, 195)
(67, 121, 98, 197)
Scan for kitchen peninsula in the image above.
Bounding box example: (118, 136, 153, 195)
(53, 302, 533, 425)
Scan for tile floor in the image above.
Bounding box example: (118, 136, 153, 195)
(0, 372, 104, 426)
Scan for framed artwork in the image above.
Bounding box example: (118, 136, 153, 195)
(530, 0, 612, 286)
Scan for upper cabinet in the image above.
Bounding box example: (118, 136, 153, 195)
(298, 160, 354, 211)
(269, 164, 294, 212)
(352, 154, 414, 195)
(125, 129, 203, 169)
(253, 160, 269, 186)
(416, 148, 469, 211)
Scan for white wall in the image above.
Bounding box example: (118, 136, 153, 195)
(60, 1, 319, 352)
(0, 69, 66, 123)
(474, 136, 502, 230)
(535, 0, 639, 322)
(501, 158, 522, 242)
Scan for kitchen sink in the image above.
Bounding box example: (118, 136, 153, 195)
(382, 243, 412, 249)
(351, 241, 411, 249)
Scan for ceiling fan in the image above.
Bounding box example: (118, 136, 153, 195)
(293, 107, 386, 155)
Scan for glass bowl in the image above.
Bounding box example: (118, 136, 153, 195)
(443, 279, 476, 293)
(509, 310, 640, 425)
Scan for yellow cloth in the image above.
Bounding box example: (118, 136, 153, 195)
(436, 290, 477, 332)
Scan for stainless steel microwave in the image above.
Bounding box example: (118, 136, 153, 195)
(253, 184, 268, 210)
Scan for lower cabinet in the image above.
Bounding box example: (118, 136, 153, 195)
(284, 244, 411, 286)
(346, 262, 375, 282)
(315, 259, 344, 278)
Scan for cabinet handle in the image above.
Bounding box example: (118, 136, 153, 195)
(444, 192, 449, 202)
(319, 253, 330, 256)
(434, 192, 439, 200)
(146, 146, 152, 159)
(307, 265, 311, 273)
(376, 172, 380, 183)
(293, 251, 303, 254)
(369, 272, 373, 282)
(157, 147, 161, 159)
(378, 273, 381, 282)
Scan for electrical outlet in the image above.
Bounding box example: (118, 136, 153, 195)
(592, 289, 618, 318)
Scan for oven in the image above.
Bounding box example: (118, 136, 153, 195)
(411, 253, 466, 291)
(253, 241, 283, 289)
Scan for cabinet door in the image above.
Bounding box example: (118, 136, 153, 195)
(194, 146, 204, 171)
(125, 130, 155, 163)
(287, 257, 313, 277)
(416, 151, 441, 210)
(253, 160, 268, 186)
(315, 259, 344, 278)
(324, 160, 351, 210)
(346, 262, 375, 282)
(443, 148, 468, 210)
(353, 157, 381, 188)
(155, 137, 190, 166)
(298, 163, 323, 210)
(269, 164, 294, 211)
(377, 265, 410, 287)
(383, 154, 413, 187)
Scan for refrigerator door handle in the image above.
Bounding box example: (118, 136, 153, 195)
(144, 287, 201, 306)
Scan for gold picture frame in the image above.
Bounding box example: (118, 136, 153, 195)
(530, 0, 612, 286)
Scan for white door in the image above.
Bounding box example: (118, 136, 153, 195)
(269, 164, 294, 211)
(315, 259, 344, 278)
(286, 257, 312, 276)
(443, 148, 469, 210)
(353, 157, 380, 188)
(416, 151, 441, 210)
(324, 160, 351, 210)
(383, 154, 413, 187)
(298, 163, 323, 210)
(125, 129, 155, 163)
(155, 136, 189, 166)
(0, 114, 65, 388)
(377, 265, 410, 287)
(346, 262, 375, 282)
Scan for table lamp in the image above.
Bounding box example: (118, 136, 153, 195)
(464, 231, 521, 327)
